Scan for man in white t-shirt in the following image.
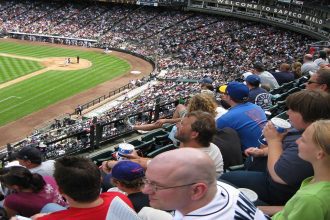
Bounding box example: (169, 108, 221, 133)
(314, 50, 329, 67)
(110, 111, 224, 177)
(15, 146, 55, 177)
(142, 148, 269, 220)
(301, 54, 319, 75)
(175, 111, 224, 177)
(253, 62, 279, 90)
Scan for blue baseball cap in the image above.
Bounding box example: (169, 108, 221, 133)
(226, 82, 249, 101)
(199, 77, 213, 84)
(110, 161, 144, 181)
(245, 74, 261, 86)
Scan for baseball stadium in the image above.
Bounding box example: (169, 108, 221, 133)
(0, 0, 329, 218)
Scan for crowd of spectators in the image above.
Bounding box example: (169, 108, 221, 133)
(75, 6, 131, 39)
(0, 0, 322, 161)
(5, 116, 92, 159)
(50, 5, 103, 37)
(1, 1, 330, 219)
(98, 81, 199, 122)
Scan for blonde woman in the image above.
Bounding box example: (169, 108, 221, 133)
(186, 93, 217, 118)
(260, 119, 330, 219)
(130, 93, 218, 131)
(291, 62, 302, 79)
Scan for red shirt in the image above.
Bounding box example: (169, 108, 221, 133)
(38, 192, 133, 220)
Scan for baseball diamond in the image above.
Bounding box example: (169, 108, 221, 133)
(0, 39, 153, 146)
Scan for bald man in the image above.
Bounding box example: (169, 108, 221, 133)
(142, 148, 269, 219)
(301, 54, 318, 75)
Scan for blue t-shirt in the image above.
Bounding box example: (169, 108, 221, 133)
(267, 129, 314, 205)
(216, 102, 267, 151)
(248, 87, 268, 103)
(273, 129, 313, 187)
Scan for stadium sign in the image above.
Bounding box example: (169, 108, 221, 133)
(136, 0, 158, 6)
(292, 0, 303, 5)
(215, 0, 324, 25)
(277, 0, 291, 3)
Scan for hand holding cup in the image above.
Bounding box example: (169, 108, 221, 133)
(263, 118, 290, 144)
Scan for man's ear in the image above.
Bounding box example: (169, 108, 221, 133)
(319, 84, 328, 92)
(190, 183, 208, 201)
(21, 160, 33, 167)
(114, 180, 124, 188)
(191, 131, 199, 140)
(111, 179, 120, 187)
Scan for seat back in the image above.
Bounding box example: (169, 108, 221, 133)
(134, 139, 155, 155)
(141, 130, 167, 142)
(274, 111, 288, 120)
(213, 128, 243, 170)
(146, 144, 177, 158)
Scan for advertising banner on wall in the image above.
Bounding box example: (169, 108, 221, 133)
(278, 0, 291, 3)
(209, 0, 324, 25)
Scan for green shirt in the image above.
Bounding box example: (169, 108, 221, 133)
(272, 177, 330, 220)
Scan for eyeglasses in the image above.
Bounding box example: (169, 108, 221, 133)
(307, 80, 321, 85)
(143, 178, 196, 192)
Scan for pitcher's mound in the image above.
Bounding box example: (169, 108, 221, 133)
(41, 57, 92, 70)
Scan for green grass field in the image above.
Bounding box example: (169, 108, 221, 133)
(0, 41, 131, 126)
(0, 56, 44, 83)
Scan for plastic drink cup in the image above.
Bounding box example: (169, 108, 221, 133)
(117, 143, 134, 161)
(271, 117, 291, 132)
(259, 118, 291, 145)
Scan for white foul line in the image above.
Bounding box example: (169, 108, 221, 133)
(0, 96, 22, 103)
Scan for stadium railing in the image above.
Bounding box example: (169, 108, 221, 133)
(22, 98, 186, 159)
(79, 83, 133, 112)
